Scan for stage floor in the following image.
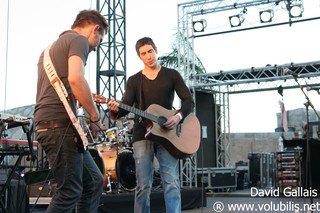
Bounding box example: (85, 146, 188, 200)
(30, 188, 320, 213)
(29, 187, 206, 213)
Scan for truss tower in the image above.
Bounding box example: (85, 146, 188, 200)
(96, 0, 126, 127)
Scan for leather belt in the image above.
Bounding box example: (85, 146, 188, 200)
(35, 118, 72, 131)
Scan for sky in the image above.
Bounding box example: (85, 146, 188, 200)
(1, 0, 320, 133)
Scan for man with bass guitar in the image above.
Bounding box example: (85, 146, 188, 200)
(34, 10, 108, 212)
(107, 37, 195, 213)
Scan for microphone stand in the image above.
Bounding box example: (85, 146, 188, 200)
(292, 75, 320, 210)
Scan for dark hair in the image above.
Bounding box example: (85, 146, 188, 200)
(71, 9, 109, 35)
(135, 37, 157, 56)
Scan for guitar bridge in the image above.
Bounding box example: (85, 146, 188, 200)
(176, 123, 181, 137)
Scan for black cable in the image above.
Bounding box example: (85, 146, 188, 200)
(199, 139, 204, 213)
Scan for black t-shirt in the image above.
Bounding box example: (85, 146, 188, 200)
(115, 67, 194, 142)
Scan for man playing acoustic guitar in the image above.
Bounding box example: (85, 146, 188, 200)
(108, 37, 194, 213)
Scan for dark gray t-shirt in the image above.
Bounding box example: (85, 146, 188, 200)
(34, 30, 90, 126)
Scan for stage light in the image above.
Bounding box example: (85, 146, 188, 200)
(229, 14, 244, 27)
(259, 10, 274, 23)
(192, 19, 207, 32)
(288, 3, 303, 18)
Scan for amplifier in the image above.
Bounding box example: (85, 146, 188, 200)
(28, 182, 57, 197)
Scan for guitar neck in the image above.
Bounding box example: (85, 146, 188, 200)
(93, 94, 160, 124)
(118, 103, 158, 123)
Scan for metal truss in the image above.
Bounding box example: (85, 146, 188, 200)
(177, 0, 279, 188)
(177, 0, 282, 84)
(96, 0, 126, 127)
(215, 91, 230, 167)
(191, 61, 320, 93)
(180, 156, 197, 188)
(193, 61, 320, 168)
(177, 0, 319, 187)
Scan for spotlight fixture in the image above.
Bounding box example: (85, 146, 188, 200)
(192, 19, 207, 32)
(288, 3, 304, 18)
(229, 14, 244, 27)
(259, 10, 274, 23)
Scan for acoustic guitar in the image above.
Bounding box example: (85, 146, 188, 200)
(95, 95, 201, 159)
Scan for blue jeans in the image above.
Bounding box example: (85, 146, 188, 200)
(133, 140, 181, 213)
(36, 127, 104, 213)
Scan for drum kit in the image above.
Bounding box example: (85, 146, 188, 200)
(88, 120, 136, 192)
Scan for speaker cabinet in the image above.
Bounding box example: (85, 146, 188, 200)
(195, 91, 217, 168)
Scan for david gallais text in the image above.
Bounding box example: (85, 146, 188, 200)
(251, 187, 318, 198)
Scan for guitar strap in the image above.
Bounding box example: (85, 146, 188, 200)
(138, 72, 147, 126)
(43, 44, 88, 151)
(139, 72, 146, 110)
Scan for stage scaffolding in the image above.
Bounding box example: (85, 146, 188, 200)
(177, 0, 320, 188)
(94, 0, 320, 188)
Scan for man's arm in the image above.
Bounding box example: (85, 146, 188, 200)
(68, 55, 100, 122)
(174, 71, 194, 117)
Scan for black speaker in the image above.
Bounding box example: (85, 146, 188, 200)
(195, 91, 217, 168)
(308, 139, 320, 190)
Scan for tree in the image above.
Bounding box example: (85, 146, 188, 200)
(158, 46, 206, 75)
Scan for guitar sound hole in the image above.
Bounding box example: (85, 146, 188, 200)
(158, 116, 167, 129)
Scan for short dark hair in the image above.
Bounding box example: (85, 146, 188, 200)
(135, 37, 157, 56)
(71, 9, 109, 35)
